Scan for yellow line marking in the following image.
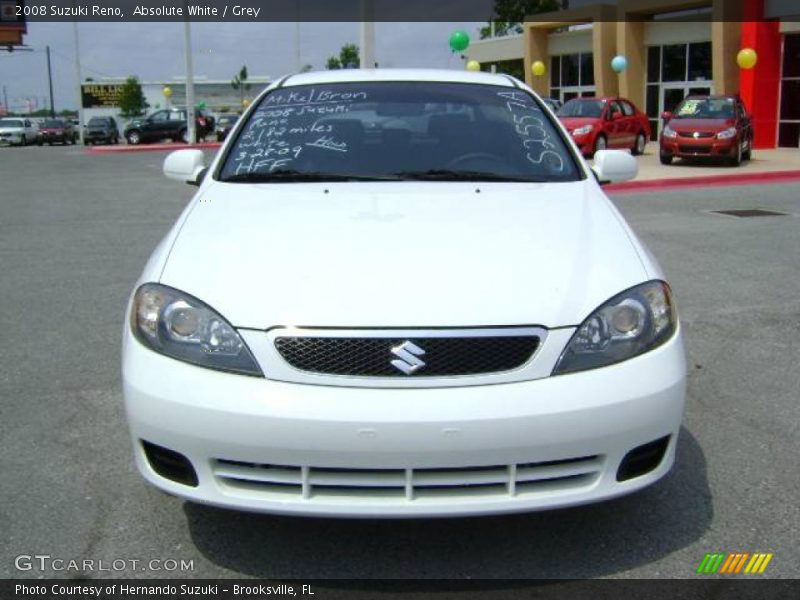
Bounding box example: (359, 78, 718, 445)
(758, 553, 773, 574)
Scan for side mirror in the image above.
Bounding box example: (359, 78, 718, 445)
(164, 149, 207, 185)
(661, 111, 672, 121)
(592, 150, 638, 184)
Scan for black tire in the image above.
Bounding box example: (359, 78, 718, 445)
(179, 128, 189, 144)
(742, 139, 752, 161)
(20, 135, 26, 146)
(729, 140, 742, 167)
(659, 153, 673, 165)
(590, 134, 607, 158)
(126, 130, 142, 145)
(36, 139, 42, 146)
(632, 132, 647, 156)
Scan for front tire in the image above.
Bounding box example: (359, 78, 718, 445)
(729, 140, 742, 167)
(660, 152, 673, 165)
(126, 130, 141, 145)
(632, 132, 647, 156)
(591, 134, 607, 158)
(20, 135, 26, 146)
(179, 128, 189, 144)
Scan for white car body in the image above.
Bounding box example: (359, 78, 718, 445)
(0, 117, 37, 146)
(123, 69, 686, 517)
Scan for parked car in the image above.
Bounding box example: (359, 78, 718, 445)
(659, 95, 753, 166)
(124, 108, 215, 145)
(0, 117, 37, 146)
(123, 69, 685, 518)
(84, 116, 120, 145)
(542, 97, 562, 112)
(37, 119, 78, 145)
(557, 97, 651, 158)
(214, 113, 239, 141)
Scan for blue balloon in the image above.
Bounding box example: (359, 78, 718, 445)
(611, 55, 628, 73)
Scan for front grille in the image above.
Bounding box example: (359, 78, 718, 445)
(678, 145, 712, 154)
(678, 131, 715, 138)
(213, 456, 603, 501)
(275, 334, 539, 377)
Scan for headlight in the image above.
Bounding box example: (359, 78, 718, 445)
(662, 126, 678, 139)
(573, 124, 594, 136)
(130, 283, 263, 376)
(552, 281, 677, 375)
(716, 127, 737, 140)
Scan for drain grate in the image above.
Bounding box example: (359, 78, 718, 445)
(712, 209, 788, 218)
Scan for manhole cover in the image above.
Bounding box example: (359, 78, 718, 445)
(711, 209, 788, 218)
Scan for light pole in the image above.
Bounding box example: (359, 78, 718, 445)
(73, 21, 84, 143)
(360, 0, 375, 68)
(183, 6, 196, 144)
(45, 46, 55, 117)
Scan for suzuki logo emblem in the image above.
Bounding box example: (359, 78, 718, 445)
(390, 341, 426, 375)
(693, 131, 701, 138)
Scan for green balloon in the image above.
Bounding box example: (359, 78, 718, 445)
(197, 101, 207, 109)
(449, 30, 470, 53)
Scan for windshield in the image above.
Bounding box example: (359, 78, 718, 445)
(88, 118, 108, 126)
(674, 97, 735, 119)
(0, 119, 23, 128)
(43, 120, 64, 128)
(218, 82, 580, 183)
(557, 99, 605, 118)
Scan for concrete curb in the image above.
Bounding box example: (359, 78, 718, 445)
(84, 142, 222, 154)
(606, 169, 800, 193)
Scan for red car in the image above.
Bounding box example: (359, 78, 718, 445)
(556, 96, 651, 158)
(37, 119, 78, 146)
(659, 95, 753, 166)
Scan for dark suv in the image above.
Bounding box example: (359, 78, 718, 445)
(84, 116, 120, 145)
(124, 108, 215, 145)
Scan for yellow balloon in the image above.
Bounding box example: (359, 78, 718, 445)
(242, 98, 251, 108)
(531, 60, 546, 77)
(162, 86, 172, 98)
(737, 48, 757, 70)
(466, 60, 481, 72)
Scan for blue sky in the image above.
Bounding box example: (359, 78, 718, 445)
(0, 21, 484, 112)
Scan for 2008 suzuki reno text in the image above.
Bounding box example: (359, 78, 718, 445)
(123, 69, 686, 517)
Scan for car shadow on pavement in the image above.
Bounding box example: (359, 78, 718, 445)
(184, 426, 710, 579)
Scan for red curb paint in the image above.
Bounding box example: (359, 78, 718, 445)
(605, 169, 800, 194)
(85, 142, 222, 154)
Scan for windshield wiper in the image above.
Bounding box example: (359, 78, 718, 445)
(220, 170, 401, 183)
(394, 169, 546, 182)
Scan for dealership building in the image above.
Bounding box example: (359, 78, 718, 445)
(466, 0, 800, 148)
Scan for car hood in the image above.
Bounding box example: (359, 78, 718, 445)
(668, 118, 734, 132)
(559, 117, 600, 130)
(159, 181, 649, 329)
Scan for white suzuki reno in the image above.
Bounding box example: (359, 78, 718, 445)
(123, 69, 686, 517)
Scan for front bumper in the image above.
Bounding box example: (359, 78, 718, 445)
(660, 136, 736, 158)
(122, 325, 686, 518)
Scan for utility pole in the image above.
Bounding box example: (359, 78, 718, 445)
(183, 10, 196, 144)
(73, 20, 84, 143)
(45, 45, 55, 117)
(360, 0, 375, 69)
(3, 85, 8, 113)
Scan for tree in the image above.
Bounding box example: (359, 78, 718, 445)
(231, 65, 251, 108)
(118, 76, 148, 118)
(480, 0, 565, 39)
(325, 43, 360, 70)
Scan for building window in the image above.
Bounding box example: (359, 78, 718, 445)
(646, 41, 713, 140)
(779, 33, 800, 147)
(662, 44, 687, 82)
(550, 52, 595, 102)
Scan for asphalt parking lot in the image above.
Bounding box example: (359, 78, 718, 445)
(0, 144, 798, 580)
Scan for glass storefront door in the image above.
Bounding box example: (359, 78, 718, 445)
(779, 33, 800, 148)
